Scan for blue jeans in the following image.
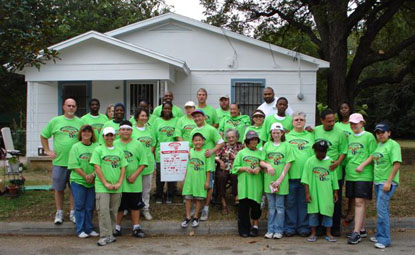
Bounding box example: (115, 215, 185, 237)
(309, 213, 332, 227)
(375, 183, 397, 247)
(266, 193, 285, 234)
(284, 179, 309, 234)
(71, 182, 95, 235)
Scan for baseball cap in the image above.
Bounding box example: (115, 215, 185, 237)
(102, 127, 116, 135)
(349, 113, 365, 124)
(191, 109, 205, 116)
(245, 130, 259, 140)
(374, 123, 390, 132)
(184, 101, 196, 108)
(220, 95, 230, 99)
(313, 140, 329, 151)
(270, 122, 284, 131)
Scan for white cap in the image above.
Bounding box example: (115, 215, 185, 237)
(220, 95, 230, 99)
(270, 122, 284, 131)
(102, 127, 116, 135)
(184, 101, 196, 107)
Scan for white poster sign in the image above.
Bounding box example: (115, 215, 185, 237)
(160, 141, 189, 182)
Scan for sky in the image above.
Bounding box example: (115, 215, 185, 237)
(165, 0, 206, 21)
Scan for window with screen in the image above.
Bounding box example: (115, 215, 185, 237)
(231, 79, 265, 116)
(59, 82, 90, 117)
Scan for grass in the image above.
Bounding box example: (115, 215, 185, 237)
(397, 139, 415, 149)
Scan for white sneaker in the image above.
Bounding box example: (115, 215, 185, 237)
(374, 243, 386, 249)
(191, 218, 200, 228)
(97, 237, 108, 246)
(200, 209, 209, 221)
(78, 232, 89, 238)
(142, 210, 153, 220)
(273, 233, 283, 239)
(54, 211, 63, 224)
(89, 231, 99, 237)
(69, 210, 76, 224)
(370, 236, 378, 243)
(264, 232, 274, 239)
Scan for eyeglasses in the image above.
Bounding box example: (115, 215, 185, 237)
(294, 118, 305, 121)
(65, 105, 76, 108)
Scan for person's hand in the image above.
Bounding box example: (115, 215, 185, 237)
(204, 181, 209, 190)
(334, 192, 338, 202)
(220, 161, 226, 171)
(205, 149, 212, 158)
(305, 126, 314, 132)
(45, 150, 57, 159)
(252, 167, 261, 174)
(113, 183, 121, 190)
(85, 174, 95, 184)
(273, 179, 282, 189)
(127, 174, 138, 184)
(383, 181, 392, 192)
(329, 160, 339, 171)
(305, 193, 311, 203)
(355, 165, 363, 173)
(267, 166, 275, 176)
(104, 183, 113, 190)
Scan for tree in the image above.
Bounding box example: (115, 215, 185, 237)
(201, 0, 415, 110)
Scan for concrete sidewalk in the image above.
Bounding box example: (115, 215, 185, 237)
(1, 217, 414, 236)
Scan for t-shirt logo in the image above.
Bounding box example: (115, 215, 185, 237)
(289, 139, 309, 150)
(312, 167, 330, 181)
(78, 152, 92, 162)
(159, 126, 175, 137)
(102, 155, 121, 168)
(349, 143, 364, 155)
(184, 124, 196, 131)
(92, 123, 104, 134)
(373, 152, 384, 165)
(343, 130, 352, 136)
(226, 119, 241, 126)
(267, 152, 284, 165)
(123, 151, 134, 163)
(189, 158, 204, 171)
(243, 156, 260, 169)
(60, 126, 79, 138)
(138, 136, 152, 148)
(315, 138, 333, 147)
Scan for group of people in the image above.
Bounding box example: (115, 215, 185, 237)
(40, 87, 401, 249)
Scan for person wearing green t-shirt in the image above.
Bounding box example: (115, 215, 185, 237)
(81, 99, 108, 140)
(356, 123, 401, 249)
(114, 121, 148, 238)
(175, 101, 197, 142)
(219, 103, 251, 143)
(132, 107, 155, 221)
(216, 95, 231, 123)
(313, 108, 347, 236)
(261, 97, 293, 142)
(99, 103, 126, 144)
(68, 125, 99, 238)
(196, 88, 219, 128)
(41, 98, 84, 225)
(153, 102, 179, 204)
(189, 109, 224, 221)
(243, 109, 266, 149)
(90, 126, 127, 246)
(181, 133, 215, 228)
(302, 140, 339, 243)
(284, 111, 314, 237)
(232, 130, 273, 238)
(148, 91, 183, 125)
(262, 123, 294, 239)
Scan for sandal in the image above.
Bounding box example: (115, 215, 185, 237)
(307, 235, 317, 242)
(325, 236, 336, 242)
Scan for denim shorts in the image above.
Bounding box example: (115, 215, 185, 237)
(52, 166, 70, 191)
(209, 171, 214, 189)
(309, 213, 333, 227)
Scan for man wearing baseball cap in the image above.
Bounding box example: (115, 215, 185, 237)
(175, 101, 197, 141)
(216, 95, 231, 123)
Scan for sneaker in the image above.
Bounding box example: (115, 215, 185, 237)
(113, 229, 122, 237)
(107, 235, 116, 243)
(191, 218, 199, 228)
(370, 237, 378, 243)
(273, 233, 283, 239)
(374, 243, 386, 249)
(347, 232, 361, 245)
(69, 210, 76, 224)
(132, 228, 145, 238)
(346, 230, 367, 238)
(89, 231, 99, 237)
(97, 237, 108, 246)
(54, 211, 63, 225)
(155, 197, 163, 204)
(249, 227, 259, 237)
(142, 210, 153, 220)
(284, 231, 295, 237)
(166, 195, 173, 204)
(264, 232, 274, 239)
(200, 209, 209, 221)
(181, 218, 191, 228)
(78, 232, 89, 238)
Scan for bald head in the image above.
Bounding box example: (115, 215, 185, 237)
(163, 91, 174, 103)
(63, 98, 77, 117)
(263, 87, 275, 104)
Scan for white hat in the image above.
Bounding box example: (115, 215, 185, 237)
(270, 122, 284, 131)
(349, 113, 365, 124)
(220, 95, 230, 99)
(102, 127, 116, 135)
(184, 101, 196, 107)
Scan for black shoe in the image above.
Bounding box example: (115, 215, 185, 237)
(249, 227, 259, 237)
(166, 196, 172, 204)
(240, 233, 249, 238)
(132, 228, 145, 238)
(113, 229, 122, 237)
(347, 231, 361, 245)
(346, 230, 367, 238)
(284, 231, 295, 237)
(155, 197, 163, 204)
(332, 228, 341, 237)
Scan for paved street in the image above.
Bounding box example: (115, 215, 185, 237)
(0, 230, 414, 255)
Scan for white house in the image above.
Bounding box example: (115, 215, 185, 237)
(20, 13, 329, 160)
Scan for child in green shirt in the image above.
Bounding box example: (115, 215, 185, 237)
(302, 140, 339, 243)
(261, 97, 293, 142)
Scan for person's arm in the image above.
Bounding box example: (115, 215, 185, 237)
(329, 153, 345, 171)
(113, 166, 126, 190)
(304, 184, 311, 203)
(260, 161, 275, 176)
(127, 165, 146, 184)
(356, 155, 374, 172)
(274, 162, 292, 188)
(383, 162, 400, 192)
(333, 190, 339, 202)
(205, 140, 225, 157)
(94, 164, 113, 190)
(204, 171, 210, 190)
(40, 136, 56, 158)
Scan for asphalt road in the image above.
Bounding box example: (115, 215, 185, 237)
(0, 230, 414, 255)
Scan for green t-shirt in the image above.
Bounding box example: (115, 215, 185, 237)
(99, 120, 122, 144)
(41, 115, 85, 166)
(372, 139, 402, 184)
(131, 125, 156, 175)
(231, 147, 264, 204)
(149, 104, 183, 125)
(286, 130, 315, 179)
(114, 139, 148, 193)
(196, 104, 219, 126)
(335, 122, 353, 137)
(261, 114, 293, 142)
(182, 148, 215, 198)
(243, 125, 264, 149)
(153, 117, 178, 163)
(81, 113, 108, 140)
(68, 141, 98, 188)
(90, 145, 128, 193)
(189, 124, 223, 169)
(346, 131, 377, 181)
(301, 156, 339, 217)
(262, 141, 294, 195)
(314, 125, 348, 179)
(219, 115, 251, 143)
(174, 115, 197, 141)
(216, 108, 231, 123)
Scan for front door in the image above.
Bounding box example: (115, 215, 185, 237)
(127, 81, 157, 117)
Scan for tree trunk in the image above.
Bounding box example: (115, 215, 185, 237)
(327, 38, 349, 110)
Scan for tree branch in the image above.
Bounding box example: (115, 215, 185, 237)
(365, 35, 415, 66)
(345, 0, 378, 35)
